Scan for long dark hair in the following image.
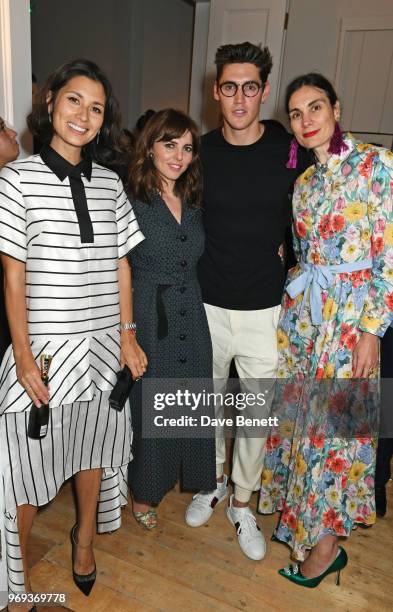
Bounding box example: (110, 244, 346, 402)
(285, 73, 338, 113)
(27, 58, 126, 169)
(129, 109, 202, 208)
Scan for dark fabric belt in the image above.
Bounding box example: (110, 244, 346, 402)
(157, 284, 171, 340)
(132, 268, 195, 341)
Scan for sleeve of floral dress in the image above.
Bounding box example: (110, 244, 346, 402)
(359, 149, 393, 337)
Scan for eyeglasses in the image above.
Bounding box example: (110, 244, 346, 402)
(218, 81, 263, 98)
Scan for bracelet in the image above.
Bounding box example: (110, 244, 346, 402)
(120, 322, 137, 332)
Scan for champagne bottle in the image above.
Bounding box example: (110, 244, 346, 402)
(27, 354, 52, 440)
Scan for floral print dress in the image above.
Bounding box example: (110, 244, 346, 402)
(259, 135, 393, 560)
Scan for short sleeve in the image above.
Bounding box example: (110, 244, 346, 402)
(115, 177, 144, 259)
(0, 165, 27, 263)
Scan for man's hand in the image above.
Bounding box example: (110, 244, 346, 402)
(278, 243, 285, 265)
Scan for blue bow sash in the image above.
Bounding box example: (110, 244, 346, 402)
(286, 259, 373, 325)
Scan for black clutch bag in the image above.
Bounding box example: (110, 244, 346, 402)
(109, 365, 138, 411)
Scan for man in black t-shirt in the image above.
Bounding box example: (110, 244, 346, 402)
(185, 43, 307, 560)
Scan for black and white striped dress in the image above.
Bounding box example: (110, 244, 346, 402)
(0, 146, 144, 594)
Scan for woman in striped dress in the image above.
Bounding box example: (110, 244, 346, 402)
(0, 59, 145, 606)
(0, 115, 20, 610)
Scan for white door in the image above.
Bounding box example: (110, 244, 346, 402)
(335, 15, 393, 150)
(193, 0, 288, 132)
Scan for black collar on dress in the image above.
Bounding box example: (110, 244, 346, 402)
(40, 144, 94, 243)
(40, 144, 92, 182)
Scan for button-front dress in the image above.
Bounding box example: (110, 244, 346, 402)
(0, 146, 144, 593)
(127, 195, 216, 504)
(259, 136, 393, 560)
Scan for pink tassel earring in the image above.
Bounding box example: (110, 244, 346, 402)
(328, 122, 348, 155)
(286, 137, 298, 169)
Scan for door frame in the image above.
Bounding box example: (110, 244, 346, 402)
(0, 0, 32, 156)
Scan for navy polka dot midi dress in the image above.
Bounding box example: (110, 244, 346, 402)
(127, 195, 216, 504)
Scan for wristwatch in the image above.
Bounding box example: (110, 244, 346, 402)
(119, 322, 137, 332)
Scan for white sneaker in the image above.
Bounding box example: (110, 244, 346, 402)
(185, 475, 229, 527)
(226, 494, 266, 560)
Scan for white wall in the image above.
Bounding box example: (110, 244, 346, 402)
(139, 0, 194, 114)
(30, 0, 194, 130)
(278, 0, 393, 124)
(0, 0, 32, 155)
(31, 0, 132, 124)
(189, 1, 210, 126)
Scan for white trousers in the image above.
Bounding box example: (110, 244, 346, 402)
(204, 303, 280, 503)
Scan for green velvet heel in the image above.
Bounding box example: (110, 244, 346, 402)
(278, 546, 348, 588)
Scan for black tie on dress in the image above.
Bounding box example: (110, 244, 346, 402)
(69, 166, 94, 243)
(40, 145, 94, 244)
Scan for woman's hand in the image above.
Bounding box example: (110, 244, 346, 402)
(278, 243, 285, 266)
(352, 332, 379, 377)
(120, 334, 148, 379)
(15, 350, 49, 407)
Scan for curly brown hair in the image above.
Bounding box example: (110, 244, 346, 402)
(129, 109, 202, 208)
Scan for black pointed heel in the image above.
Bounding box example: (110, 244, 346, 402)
(70, 524, 97, 596)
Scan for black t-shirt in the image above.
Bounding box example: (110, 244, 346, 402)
(198, 121, 309, 310)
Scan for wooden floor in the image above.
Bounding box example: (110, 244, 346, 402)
(17, 473, 393, 612)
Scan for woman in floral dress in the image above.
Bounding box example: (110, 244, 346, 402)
(259, 73, 393, 587)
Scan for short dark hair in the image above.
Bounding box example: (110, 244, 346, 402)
(27, 58, 125, 170)
(129, 109, 202, 208)
(215, 42, 273, 84)
(135, 109, 156, 133)
(285, 73, 338, 113)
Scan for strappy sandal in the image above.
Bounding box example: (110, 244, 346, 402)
(133, 508, 157, 530)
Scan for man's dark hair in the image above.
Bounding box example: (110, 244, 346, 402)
(135, 109, 156, 133)
(215, 42, 273, 85)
